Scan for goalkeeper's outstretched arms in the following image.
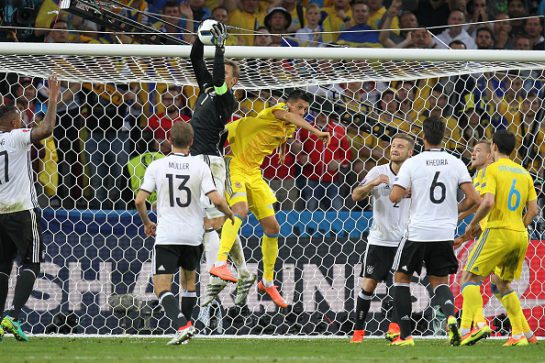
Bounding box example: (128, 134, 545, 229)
(190, 35, 213, 89)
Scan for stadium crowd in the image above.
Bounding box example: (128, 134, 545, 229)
(0, 0, 544, 213)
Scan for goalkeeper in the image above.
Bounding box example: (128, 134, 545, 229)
(190, 22, 255, 306)
(210, 90, 331, 308)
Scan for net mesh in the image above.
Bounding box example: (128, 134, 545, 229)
(1, 54, 544, 337)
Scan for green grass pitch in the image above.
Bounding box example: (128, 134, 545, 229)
(2, 337, 544, 362)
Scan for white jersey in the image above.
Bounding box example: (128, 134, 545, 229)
(363, 163, 410, 247)
(394, 149, 472, 242)
(140, 153, 216, 246)
(0, 128, 38, 214)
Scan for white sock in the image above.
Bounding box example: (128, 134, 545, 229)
(231, 235, 250, 278)
(513, 333, 524, 340)
(524, 330, 534, 339)
(203, 229, 220, 271)
(262, 278, 273, 288)
(214, 261, 226, 268)
(460, 328, 470, 336)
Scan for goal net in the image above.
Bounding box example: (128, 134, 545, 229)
(1, 44, 544, 337)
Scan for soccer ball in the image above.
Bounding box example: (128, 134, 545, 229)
(197, 19, 219, 46)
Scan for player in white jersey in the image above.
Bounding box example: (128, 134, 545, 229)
(0, 74, 60, 342)
(389, 117, 480, 347)
(350, 133, 414, 344)
(135, 122, 234, 346)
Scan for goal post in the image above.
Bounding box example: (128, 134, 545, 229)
(1, 43, 544, 337)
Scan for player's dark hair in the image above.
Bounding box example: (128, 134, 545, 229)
(492, 129, 516, 155)
(0, 105, 18, 121)
(286, 90, 311, 104)
(170, 122, 194, 148)
(422, 117, 445, 146)
(225, 59, 240, 79)
(163, 1, 179, 9)
(392, 133, 415, 147)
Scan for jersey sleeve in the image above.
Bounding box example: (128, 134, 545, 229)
(140, 162, 157, 194)
(360, 165, 380, 187)
(11, 128, 32, 149)
(394, 159, 411, 189)
(480, 166, 497, 196)
(457, 160, 472, 185)
(201, 163, 216, 195)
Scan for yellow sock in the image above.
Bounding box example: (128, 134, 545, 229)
(262, 233, 279, 282)
(461, 284, 482, 331)
(216, 215, 243, 262)
(502, 291, 524, 336)
(521, 313, 532, 336)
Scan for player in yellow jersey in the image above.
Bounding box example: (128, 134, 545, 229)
(209, 90, 331, 308)
(459, 130, 539, 347)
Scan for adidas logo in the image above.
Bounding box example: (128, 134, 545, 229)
(178, 313, 184, 319)
(158, 265, 166, 272)
(444, 299, 454, 306)
(401, 265, 408, 271)
(401, 315, 410, 321)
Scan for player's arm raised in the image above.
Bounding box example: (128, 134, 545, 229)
(352, 174, 388, 201)
(190, 31, 213, 89)
(206, 190, 235, 224)
(273, 108, 331, 145)
(135, 189, 156, 237)
(30, 74, 60, 143)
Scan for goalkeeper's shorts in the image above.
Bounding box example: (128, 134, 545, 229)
(225, 156, 276, 220)
(464, 228, 529, 281)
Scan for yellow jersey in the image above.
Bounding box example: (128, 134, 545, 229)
(480, 158, 537, 232)
(473, 168, 488, 230)
(226, 103, 296, 170)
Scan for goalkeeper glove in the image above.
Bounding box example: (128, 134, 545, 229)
(210, 22, 228, 48)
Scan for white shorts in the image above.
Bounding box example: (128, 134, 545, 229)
(198, 155, 226, 219)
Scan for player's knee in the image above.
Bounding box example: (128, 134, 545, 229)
(21, 262, 40, 277)
(263, 222, 280, 236)
(360, 278, 378, 293)
(232, 203, 249, 219)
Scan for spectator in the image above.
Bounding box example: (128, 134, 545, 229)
(264, 6, 298, 46)
(514, 33, 533, 49)
(475, 26, 495, 49)
(393, 80, 417, 121)
(493, 12, 513, 49)
(148, 88, 192, 141)
(34, 0, 59, 39)
(274, 0, 304, 31)
(45, 19, 69, 43)
(511, 92, 545, 175)
(418, 85, 461, 151)
(366, 0, 399, 31)
(524, 17, 545, 49)
(253, 26, 274, 46)
(414, 0, 452, 33)
(411, 28, 437, 48)
(497, 72, 525, 126)
(210, 6, 241, 45)
(188, 0, 211, 22)
(227, 0, 267, 46)
(449, 39, 467, 48)
(295, 4, 324, 46)
(320, 0, 353, 43)
(117, 0, 149, 26)
(380, 0, 418, 48)
(298, 111, 351, 210)
(337, 1, 381, 48)
(507, 0, 528, 35)
(152, 1, 194, 43)
(127, 139, 167, 209)
(436, 9, 477, 49)
(467, 0, 490, 36)
(458, 101, 492, 162)
(82, 84, 135, 210)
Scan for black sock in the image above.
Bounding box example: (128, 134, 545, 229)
(388, 285, 397, 324)
(11, 269, 37, 320)
(181, 291, 197, 322)
(393, 284, 412, 339)
(355, 290, 373, 330)
(159, 292, 187, 329)
(0, 272, 9, 316)
(433, 284, 455, 317)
